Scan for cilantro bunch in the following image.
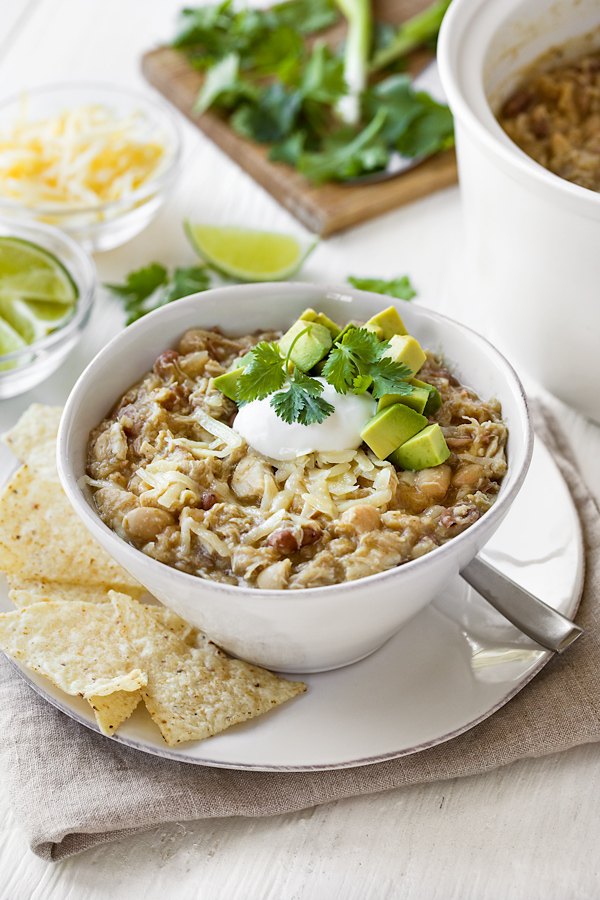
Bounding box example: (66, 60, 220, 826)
(236, 324, 413, 426)
(171, 0, 454, 185)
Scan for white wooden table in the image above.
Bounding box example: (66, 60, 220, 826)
(1, 2, 600, 897)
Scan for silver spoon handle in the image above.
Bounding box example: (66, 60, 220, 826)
(461, 556, 583, 653)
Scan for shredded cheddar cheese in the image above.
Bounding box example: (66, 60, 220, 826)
(0, 102, 167, 210)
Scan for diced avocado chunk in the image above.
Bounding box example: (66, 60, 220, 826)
(411, 378, 442, 415)
(388, 424, 450, 470)
(363, 322, 384, 340)
(213, 367, 244, 401)
(335, 321, 383, 344)
(366, 306, 407, 340)
(360, 404, 427, 460)
(382, 334, 426, 377)
(377, 384, 430, 414)
(234, 350, 254, 369)
(279, 319, 332, 371)
(300, 308, 341, 338)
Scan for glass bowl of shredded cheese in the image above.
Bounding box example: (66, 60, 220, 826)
(0, 84, 182, 252)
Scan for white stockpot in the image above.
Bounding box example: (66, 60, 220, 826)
(438, 0, 600, 424)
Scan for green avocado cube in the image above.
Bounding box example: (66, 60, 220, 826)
(300, 308, 341, 339)
(377, 383, 430, 414)
(410, 378, 442, 415)
(366, 306, 407, 340)
(212, 367, 244, 401)
(279, 319, 332, 371)
(382, 334, 426, 377)
(360, 404, 428, 460)
(388, 424, 450, 470)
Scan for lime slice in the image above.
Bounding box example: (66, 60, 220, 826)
(0, 315, 27, 372)
(0, 296, 74, 344)
(0, 237, 78, 304)
(184, 223, 317, 282)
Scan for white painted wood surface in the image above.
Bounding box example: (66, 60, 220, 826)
(0, 1, 599, 896)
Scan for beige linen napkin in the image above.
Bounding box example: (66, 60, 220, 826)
(1, 404, 599, 862)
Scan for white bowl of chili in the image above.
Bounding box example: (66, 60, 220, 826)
(438, 0, 600, 424)
(58, 282, 532, 673)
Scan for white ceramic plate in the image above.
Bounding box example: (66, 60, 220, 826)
(1, 436, 583, 771)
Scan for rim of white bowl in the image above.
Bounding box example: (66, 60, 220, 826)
(57, 282, 533, 601)
(437, 0, 600, 215)
(0, 81, 182, 216)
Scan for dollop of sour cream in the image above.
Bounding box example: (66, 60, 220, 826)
(233, 378, 376, 461)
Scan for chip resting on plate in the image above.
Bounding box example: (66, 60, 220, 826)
(0, 464, 141, 592)
(109, 591, 306, 746)
(2, 403, 63, 479)
(0, 600, 146, 699)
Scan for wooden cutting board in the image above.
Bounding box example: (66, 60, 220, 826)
(141, 0, 457, 237)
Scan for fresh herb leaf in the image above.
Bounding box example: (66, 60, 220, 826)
(347, 274, 416, 300)
(269, 0, 339, 36)
(297, 107, 389, 184)
(105, 263, 211, 325)
(322, 325, 412, 399)
(366, 357, 413, 399)
(105, 264, 168, 303)
(231, 84, 303, 143)
(194, 53, 256, 114)
(271, 371, 334, 425)
(394, 92, 454, 158)
(236, 341, 287, 405)
(165, 266, 211, 302)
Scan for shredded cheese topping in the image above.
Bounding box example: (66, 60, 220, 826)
(0, 101, 167, 211)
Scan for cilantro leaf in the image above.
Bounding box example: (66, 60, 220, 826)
(165, 266, 211, 302)
(394, 92, 454, 158)
(322, 325, 413, 400)
(269, 0, 339, 35)
(271, 374, 334, 425)
(297, 108, 390, 185)
(236, 342, 287, 405)
(231, 84, 303, 143)
(364, 357, 413, 399)
(105, 264, 168, 303)
(105, 263, 211, 325)
(347, 275, 416, 301)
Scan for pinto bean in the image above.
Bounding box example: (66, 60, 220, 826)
(339, 504, 381, 534)
(300, 522, 322, 546)
(124, 507, 175, 543)
(201, 492, 218, 511)
(267, 528, 299, 554)
(415, 465, 451, 502)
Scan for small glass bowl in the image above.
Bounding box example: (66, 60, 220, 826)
(0, 218, 96, 398)
(0, 83, 182, 252)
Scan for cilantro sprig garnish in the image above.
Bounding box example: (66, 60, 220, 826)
(236, 324, 413, 426)
(322, 326, 413, 400)
(236, 327, 335, 425)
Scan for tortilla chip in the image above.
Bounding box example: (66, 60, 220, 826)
(87, 690, 142, 735)
(109, 591, 305, 746)
(0, 465, 141, 591)
(143, 604, 198, 646)
(0, 600, 146, 699)
(2, 404, 63, 478)
(8, 580, 115, 608)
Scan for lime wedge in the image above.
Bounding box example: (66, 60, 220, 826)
(0, 296, 74, 344)
(0, 315, 27, 371)
(184, 223, 317, 282)
(0, 237, 78, 304)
